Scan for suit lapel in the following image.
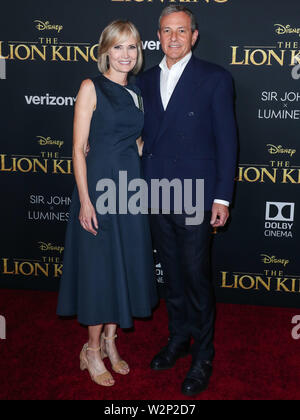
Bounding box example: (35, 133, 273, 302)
(154, 66, 164, 113)
(154, 56, 210, 146)
(163, 57, 194, 114)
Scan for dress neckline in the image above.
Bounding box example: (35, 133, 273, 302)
(100, 74, 131, 89)
(99, 73, 142, 112)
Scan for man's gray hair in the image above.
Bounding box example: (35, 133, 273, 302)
(158, 5, 197, 33)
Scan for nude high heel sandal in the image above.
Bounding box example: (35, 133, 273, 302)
(101, 334, 130, 375)
(80, 343, 115, 386)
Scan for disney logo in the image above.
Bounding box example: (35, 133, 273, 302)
(37, 136, 64, 148)
(34, 20, 63, 33)
(267, 144, 296, 157)
(261, 254, 289, 267)
(274, 24, 300, 37)
(38, 242, 64, 254)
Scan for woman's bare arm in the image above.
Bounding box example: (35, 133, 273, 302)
(72, 79, 98, 235)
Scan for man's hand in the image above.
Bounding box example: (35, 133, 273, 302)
(210, 203, 229, 228)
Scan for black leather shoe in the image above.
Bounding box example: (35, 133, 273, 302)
(181, 360, 212, 396)
(150, 339, 190, 370)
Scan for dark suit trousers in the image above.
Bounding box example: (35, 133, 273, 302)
(149, 211, 215, 361)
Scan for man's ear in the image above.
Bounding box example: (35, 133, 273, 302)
(192, 30, 199, 46)
(157, 30, 161, 41)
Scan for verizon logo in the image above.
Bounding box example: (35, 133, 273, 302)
(25, 94, 76, 106)
(142, 40, 160, 51)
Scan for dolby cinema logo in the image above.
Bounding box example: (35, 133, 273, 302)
(264, 202, 295, 239)
(155, 262, 164, 284)
(153, 249, 164, 284)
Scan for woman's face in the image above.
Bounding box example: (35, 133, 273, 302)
(107, 35, 138, 75)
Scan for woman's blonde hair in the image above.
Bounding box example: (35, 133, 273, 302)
(97, 20, 143, 75)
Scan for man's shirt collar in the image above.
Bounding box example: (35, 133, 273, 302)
(159, 52, 192, 73)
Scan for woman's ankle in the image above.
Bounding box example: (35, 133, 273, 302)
(87, 341, 100, 349)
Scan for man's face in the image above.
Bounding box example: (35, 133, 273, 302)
(158, 12, 198, 67)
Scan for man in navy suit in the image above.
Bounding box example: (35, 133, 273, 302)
(136, 5, 237, 396)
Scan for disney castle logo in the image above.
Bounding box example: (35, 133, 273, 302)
(274, 24, 300, 37)
(34, 20, 63, 33)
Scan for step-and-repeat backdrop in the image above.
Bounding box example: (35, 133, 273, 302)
(0, 0, 299, 307)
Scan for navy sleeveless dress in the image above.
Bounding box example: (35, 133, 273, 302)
(57, 74, 158, 327)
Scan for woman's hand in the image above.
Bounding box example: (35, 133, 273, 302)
(79, 201, 99, 236)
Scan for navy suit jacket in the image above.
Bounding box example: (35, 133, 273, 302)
(136, 55, 238, 211)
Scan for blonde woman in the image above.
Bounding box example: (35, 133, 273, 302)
(57, 21, 158, 387)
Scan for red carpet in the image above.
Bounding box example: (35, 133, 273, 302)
(0, 289, 300, 400)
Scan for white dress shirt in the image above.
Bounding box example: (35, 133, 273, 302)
(159, 52, 192, 110)
(159, 53, 229, 208)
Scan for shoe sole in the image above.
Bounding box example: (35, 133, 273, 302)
(181, 384, 209, 397)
